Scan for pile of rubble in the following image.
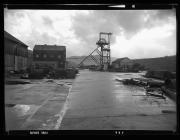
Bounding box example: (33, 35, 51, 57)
(20, 68, 79, 79)
(116, 78, 176, 101)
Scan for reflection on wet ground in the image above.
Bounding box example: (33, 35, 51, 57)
(5, 71, 176, 130)
(5, 104, 39, 116)
(5, 104, 16, 108)
(60, 71, 176, 130)
(13, 104, 39, 117)
(5, 78, 73, 130)
(5, 104, 40, 130)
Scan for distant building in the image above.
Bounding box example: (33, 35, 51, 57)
(32, 44, 66, 71)
(111, 57, 134, 72)
(4, 31, 28, 72)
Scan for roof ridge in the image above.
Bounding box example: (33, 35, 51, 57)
(4, 30, 28, 48)
(112, 57, 130, 63)
(34, 44, 66, 50)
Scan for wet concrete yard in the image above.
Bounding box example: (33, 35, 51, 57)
(5, 79, 73, 130)
(59, 70, 176, 130)
(5, 70, 176, 131)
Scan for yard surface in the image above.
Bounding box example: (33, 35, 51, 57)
(60, 70, 176, 130)
(5, 78, 73, 130)
(5, 70, 176, 131)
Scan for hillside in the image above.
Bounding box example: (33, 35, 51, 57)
(133, 55, 176, 72)
(66, 55, 176, 72)
(67, 55, 117, 66)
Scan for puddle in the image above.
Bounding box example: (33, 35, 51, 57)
(6, 80, 31, 85)
(56, 83, 64, 86)
(161, 110, 176, 114)
(45, 79, 54, 83)
(13, 104, 39, 117)
(5, 104, 16, 107)
(65, 82, 72, 85)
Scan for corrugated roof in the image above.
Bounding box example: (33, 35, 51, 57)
(34, 45, 66, 51)
(4, 30, 28, 48)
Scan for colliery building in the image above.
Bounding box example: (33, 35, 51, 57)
(32, 45, 66, 71)
(4, 31, 29, 72)
(111, 57, 134, 72)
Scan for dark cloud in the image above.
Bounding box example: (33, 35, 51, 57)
(71, 10, 175, 49)
(154, 9, 176, 20)
(145, 9, 176, 28)
(4, 9, 176, 58)
(42, 16, 53, 28)
(71, 11, 121, 51)
(95, 10, 146, 36)
(71, 10, 144, 55)
(4, 9, 25, 18)
(41, 32, 57, 44)
(4, 8, 15, 17)
(24, 29, 58, 50)
(16, 12, 25, 18)
(71, 10, 149, 47)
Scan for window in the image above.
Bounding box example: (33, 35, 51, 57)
(35, 64, 39, 68)
(36, 54, 39, 58)
(43, 54, 47, 58)
(58, 55, 61, 59)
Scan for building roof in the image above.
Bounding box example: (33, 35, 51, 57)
(4, 30, 28, 48)
(112, 57, 130, 63)
(34, 45, 66, 51)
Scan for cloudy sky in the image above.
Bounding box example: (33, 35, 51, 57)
(4, 9, 176, 59)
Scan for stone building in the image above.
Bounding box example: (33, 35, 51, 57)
(32, 44, 66, 72)
(111, 57, 134, 72)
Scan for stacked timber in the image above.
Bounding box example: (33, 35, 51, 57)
(145, 86, 165, 99)
(119, 78, 148, 86)
(118, 78, 164, 87)
(116, 77, 176, 101)
(147, 80, 164, 87)
(116, 78, 166, 99)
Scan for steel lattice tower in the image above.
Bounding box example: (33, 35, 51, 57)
(96, 32, 112, 70)
(79, 32, 112, 71)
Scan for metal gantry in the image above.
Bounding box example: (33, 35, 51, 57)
(79, 32, 112, 71)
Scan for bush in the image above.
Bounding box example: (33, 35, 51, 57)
(145, 70, 174, 80)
